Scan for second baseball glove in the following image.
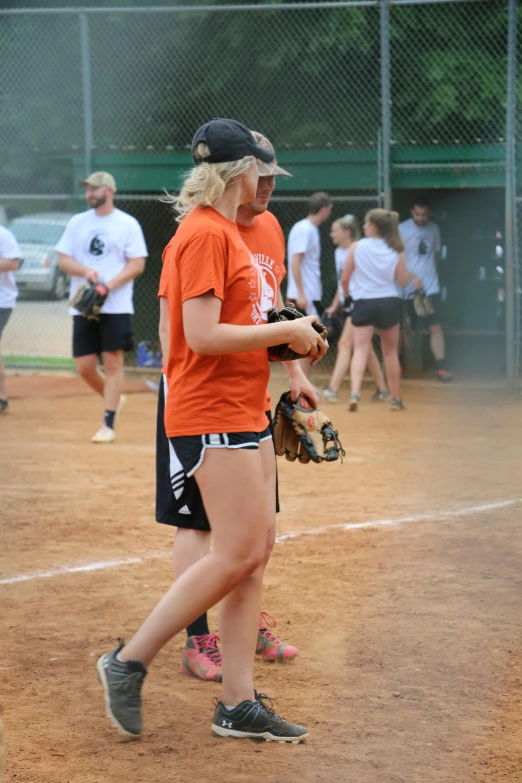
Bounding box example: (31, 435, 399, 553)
(70, 282, 109, 320)
(413, 288, 435, 318)
(266, 306, 327, 362)
(273, 391, 345, 464)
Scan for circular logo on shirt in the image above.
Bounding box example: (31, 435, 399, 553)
(85, 231, 109, 260)
(417, 239, 429, 256)
(249, 254, 279, 324)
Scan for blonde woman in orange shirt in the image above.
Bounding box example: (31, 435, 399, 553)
(97, 119, 326, 744)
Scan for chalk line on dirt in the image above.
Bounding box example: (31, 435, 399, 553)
(1, 498, 518, 586)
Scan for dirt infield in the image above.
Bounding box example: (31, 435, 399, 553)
(6, 372, 150, 399)
(2, 373, 522, 783)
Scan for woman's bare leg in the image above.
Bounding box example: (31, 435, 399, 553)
(367, 345, 387, 392)
(350, 325, 373, 396)
(380, 324, 401, 399)
(172, 528, 211, 579)
(120, 447, 271, 703)
(217, 438, 276, 704)
(327, 319, 353, 393)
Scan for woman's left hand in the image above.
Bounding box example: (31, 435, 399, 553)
(289, 374, 320, 405)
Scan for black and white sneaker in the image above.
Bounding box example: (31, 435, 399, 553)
(212, 693, 309, 743)
(96, 641, 147, 739)
(369, 389, 390, 402)
(390, 397, 407, 411)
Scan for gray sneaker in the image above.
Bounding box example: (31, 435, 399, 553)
(212, 692, 308, 743)
(369, 389, 390, 402)
(390, 397, 407, 411)
(96, 642, 147, 739)
(322, 387, 338, 403)
(348, 393, 360, 412)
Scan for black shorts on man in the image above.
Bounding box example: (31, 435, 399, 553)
(72, 313, 134, 357)
(156, 376, 279, 530)
(0, 308, 12, 339)
(351, 297, 401, 330)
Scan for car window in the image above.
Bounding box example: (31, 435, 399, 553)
(9, 222, 67, 245)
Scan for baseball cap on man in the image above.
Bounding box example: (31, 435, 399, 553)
(80, 172, 117, 192)
(192, 118, 274, 166)
(250, 131, 292, 178)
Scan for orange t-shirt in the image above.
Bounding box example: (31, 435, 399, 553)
(164, 207, 270, 437)
(237, 211, 286, 410)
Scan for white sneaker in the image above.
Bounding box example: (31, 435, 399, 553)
(322, 387, 338, 403)
(92, 424, 116, 444)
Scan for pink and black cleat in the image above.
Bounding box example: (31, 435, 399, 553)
(256, 612, 298, 662)
(180, 633, 223, 682)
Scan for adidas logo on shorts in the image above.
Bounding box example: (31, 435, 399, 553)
(179, 505, 191, 515)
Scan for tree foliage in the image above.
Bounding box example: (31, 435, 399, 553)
(0, 0, 518, 192)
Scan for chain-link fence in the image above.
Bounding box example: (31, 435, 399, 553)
(0, 191, 377, 372)
(390, 1, 508, 148)
(0, 0, 520, 381)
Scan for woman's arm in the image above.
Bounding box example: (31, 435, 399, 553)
(395, 253, 410, 288)
(182, 292, 326, 359)
(340, 244, 357, 296)
(325, 290, 340, 317)
(159, 296, 170, 361)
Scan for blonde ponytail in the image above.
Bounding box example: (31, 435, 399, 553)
(163, 143, 255, 222)
(334, 214, 361, 241)
(366, 208, 404, 252)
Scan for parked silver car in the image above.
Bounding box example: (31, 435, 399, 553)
(8, 212, 75, 299)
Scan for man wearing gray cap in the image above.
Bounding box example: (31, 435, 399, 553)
(57, 172, 148, 443)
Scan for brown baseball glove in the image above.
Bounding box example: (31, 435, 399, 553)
(266, 306, 327, 362)
(69, 282, 109, 320)
(413, 288, 435, 318)
(273, 392, 345, 464)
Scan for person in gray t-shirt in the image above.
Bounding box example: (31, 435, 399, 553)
(400, 198, 453, 382)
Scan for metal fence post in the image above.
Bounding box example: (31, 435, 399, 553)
(80, 12, 93, 179)
(505, 0, 517, 388)
(380, 0, 391, 209)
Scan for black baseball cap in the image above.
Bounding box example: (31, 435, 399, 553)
(192, 118, 275, 166)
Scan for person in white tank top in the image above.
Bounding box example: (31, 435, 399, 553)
(321, 215, 388, 404)
(341, 209, 409, 411)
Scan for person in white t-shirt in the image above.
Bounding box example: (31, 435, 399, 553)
(322, 215, 388, 404)
(286, 191, 332, 316)
(286, 192, 332, 379)
(0, 226, 22, 413)
(57, 172, 148, 443)
(341, 209, 409, 411)
(400, 199, 452, 382)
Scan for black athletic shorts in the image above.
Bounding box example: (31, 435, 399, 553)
(406, 293, 443, 329)
(351, 297, 401, 330)
(340, 296, 354, 325)
(72, 314, 134, 357)
(156, 376, 279, 531)
(0, 308, 12, 339)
